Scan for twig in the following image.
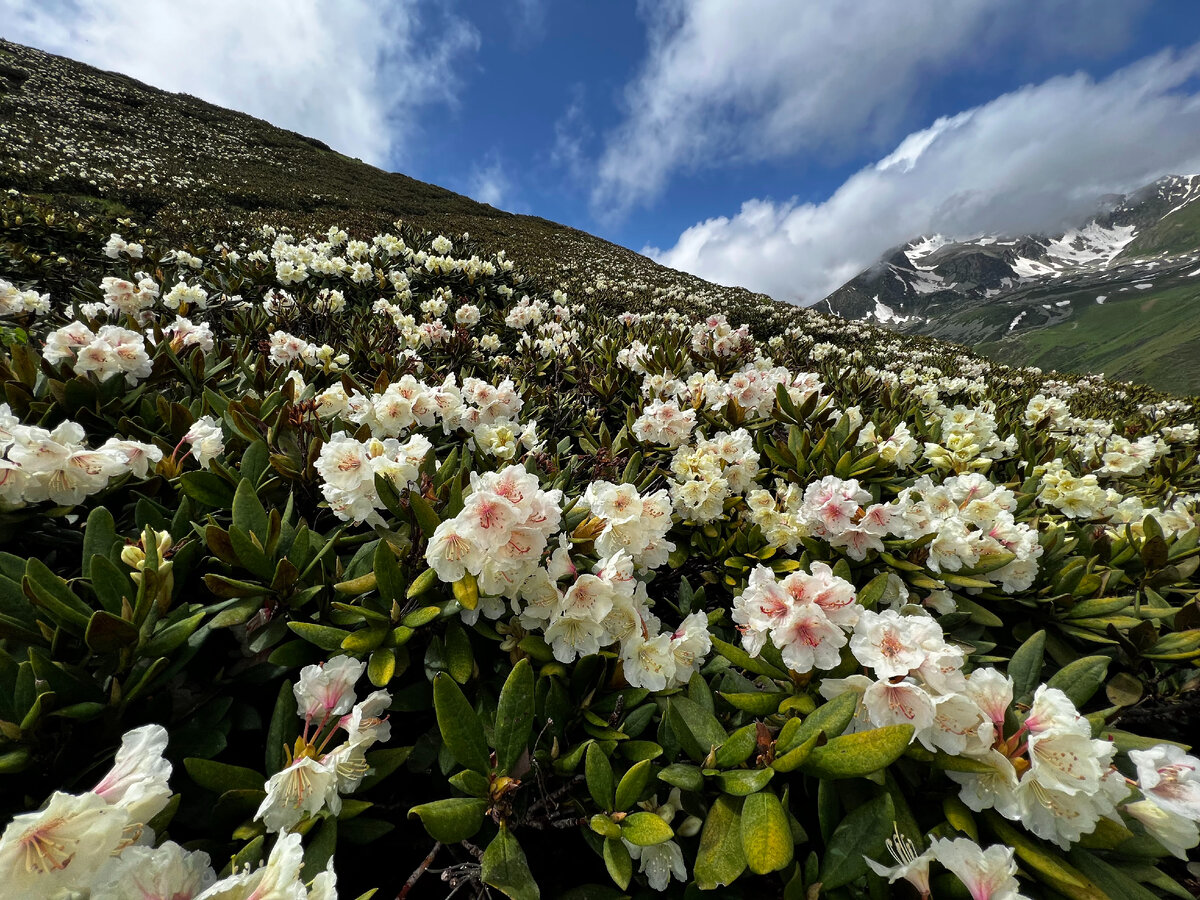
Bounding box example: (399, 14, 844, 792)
(397, 841, 442, 900)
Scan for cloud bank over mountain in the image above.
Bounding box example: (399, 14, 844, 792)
(646, 46, 1200, 303)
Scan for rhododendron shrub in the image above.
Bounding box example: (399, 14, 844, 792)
(0, 189, 1199, 898)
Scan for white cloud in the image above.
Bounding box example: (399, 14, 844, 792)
(466, 154, 511, 208)
(512, 0, 548, 45)
(594, 0, 1146, 220)
(647, 47, 1200, 303)
(0, 0, 479, 168)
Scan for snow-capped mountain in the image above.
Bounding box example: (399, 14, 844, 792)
(819, 175, 1200, 392)
(822, 174, 1200, 327)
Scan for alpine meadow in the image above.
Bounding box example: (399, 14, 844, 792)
(2, 34, 1200, 900)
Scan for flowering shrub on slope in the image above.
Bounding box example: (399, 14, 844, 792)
(0, 190, 1198, 898)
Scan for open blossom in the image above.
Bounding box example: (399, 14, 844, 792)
(0, 722, 175, 895)
(315, 431, 431, 525)
(0, 791, 126, 896)
(92, 724, 173, 827)
(850, 609, 937, 679)
(92, 842, 215, 900)
(929, 837, 1027, 900)
(425, 465, 562, 603)
(185, 415, 225, 469)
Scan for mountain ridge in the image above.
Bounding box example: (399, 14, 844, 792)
(821, 174, 1200, 392)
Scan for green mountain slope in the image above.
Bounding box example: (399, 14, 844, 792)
(977, 280, 1200, 392)
(1119, 195, 1200, 258)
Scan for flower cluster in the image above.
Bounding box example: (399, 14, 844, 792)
(582, 480, 675, 570)
(0, 277, 50, 316)
(257, 655, 392, 834)
(691, 313, 752, 358)
(669, 428, 759, 522)
(732, 562, 860, 673)
(0, 725, 201, 898)
(426, 465, 563, 599)
(43, 321, 153, 384)
(0, 404, 160, 506)
(315, 431, 432, 525)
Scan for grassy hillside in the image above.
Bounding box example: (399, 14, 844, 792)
(1119, 196, 1200, 259)
(978, 280, 1200, 392)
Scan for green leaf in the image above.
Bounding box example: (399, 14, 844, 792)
(603, 837, 632, 891)
(1045, 656, 1110, 708)
(800, 724, 914, 779)
(481, 823, 540, 900)
(819, 793, 895, 890)
(778, 690, 859, 753)
(620, 811, 674, 846)
(408, 493, 441, 537)
(409, 798, 487, 843)
(179, 470, 236, 508)
(184, 758, 265, 794)
(23, 558, 91, 632)
(302, 818, 337, 882)
(658, 763, 704, 793)
(445, 620, 474, 684)
(719, 691, 782, 716)
(715, 768, 774, 796)
(433, 673, 490, 775)
(85, 610, 138, 652)
(614, 759, 652, 811)
(372, 540, 403, 605)
(232, 478, 269, 541)
(81, 507, 116, 578)
(855, 573, 891, 610)
(1009, 629, 1046, 704)
(711, 635, 788, 679)
(741, 791, 794, 875)
(287, 622, 353, 651)
(586, 742, 615, 811)
(494, 659, 534, 776)
(266, 679, 298, 776)
(667, 695, 727, 762)
(87, 555, 133, 615)
(695, 795, 747, 890)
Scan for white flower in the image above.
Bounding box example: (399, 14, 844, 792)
(1129, 744, 1200, 820)
(0, 791, 126, 896)
(92, 723, 173, 827)
(1125, 798, 1200, 860)
(92, 841, 216, 900)
(195, 830, 306, 900)
(850, 609, 931, 679)
(294, 655, 366, 722)
(929, 837, 1027, 900)
(864, 825, 933, 897)
(255, 755, 341, 834)
(184, 416, 225, 469)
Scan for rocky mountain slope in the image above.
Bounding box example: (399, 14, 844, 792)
(822, 175, 1200, 393)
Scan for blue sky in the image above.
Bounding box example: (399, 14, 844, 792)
(4, 0, 1200, 302)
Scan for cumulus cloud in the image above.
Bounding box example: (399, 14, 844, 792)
(0, 0, 479, 168)
(647, 46, 1200, 304)
(594, 0, 1145, 220)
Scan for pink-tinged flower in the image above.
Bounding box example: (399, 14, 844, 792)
(1129, 744, 1200, 820)
(92, 724, 172, 827)
(293, 655, 365, 722)
(850, 609, 928, 679)
(929, 837, 1027, 900)
(0, 791, 125, 896)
